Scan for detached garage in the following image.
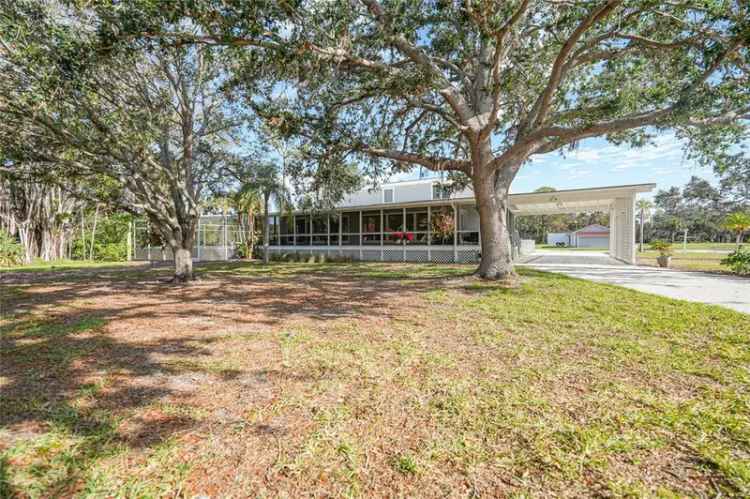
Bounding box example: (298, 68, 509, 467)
(570, 224, 610, 248)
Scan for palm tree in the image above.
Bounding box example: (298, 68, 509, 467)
(255, 168, 291, 264)
(723, 211, 750, 248)
(231, 162, 291, 263)
(233, 186, 263, 258)
(636, 199, 653, 252)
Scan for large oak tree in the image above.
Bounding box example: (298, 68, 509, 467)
(0, 2, 246, 280)
(123, 0, 749, 277)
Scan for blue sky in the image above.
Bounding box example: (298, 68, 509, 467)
(388, 132, 719, 198)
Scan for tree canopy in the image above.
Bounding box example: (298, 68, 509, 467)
(100, 0, 749, 277)
(2, 0, 749, 278)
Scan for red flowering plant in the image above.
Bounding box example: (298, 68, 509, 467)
(431, 209, 455, 239)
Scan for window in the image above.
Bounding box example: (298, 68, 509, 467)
(383, 188, 394, 203)
(432, 183, 451, 200)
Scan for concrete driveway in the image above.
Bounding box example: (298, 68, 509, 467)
(519, 251, 750, 314)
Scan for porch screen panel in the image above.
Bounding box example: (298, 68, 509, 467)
(341, 211, 360, 246)
(295, 215, 310, 246)
(430, 206, 455, 246)
(268, 215, 279, 245)
(203, 224, 222, 246)
(405, 208, 429, 245)
(383, 210, 405, 245)
(362, 210, 381, 245)
(312, 214, 328, 245)
(458, 206, 480, 245)
(329, 213, 340, 245)
(280, 215, 294, 245)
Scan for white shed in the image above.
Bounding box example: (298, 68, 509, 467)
(546, 232, 570, 246)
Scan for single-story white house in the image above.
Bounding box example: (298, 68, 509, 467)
(133, 179, 654, 264)
(547, 224, 611, 248)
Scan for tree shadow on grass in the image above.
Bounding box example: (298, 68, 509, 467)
(0, 262, 480, 494)
(1, 262, 477, 328)
(0, 313, 234, 495)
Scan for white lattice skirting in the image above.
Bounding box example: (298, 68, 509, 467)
(266, 246, 480, 264)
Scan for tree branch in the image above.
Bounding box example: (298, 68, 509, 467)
(359, 145, 470, 173)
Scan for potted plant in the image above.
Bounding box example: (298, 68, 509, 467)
(650, 240, 673, 268)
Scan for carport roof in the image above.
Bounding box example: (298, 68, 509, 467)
(509, 183, 655, 215)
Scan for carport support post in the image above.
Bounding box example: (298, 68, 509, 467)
(609, 206, 616, 257)
(612, 196, 636, 264)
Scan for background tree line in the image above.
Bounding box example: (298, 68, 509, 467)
(644, 175, 748, 244)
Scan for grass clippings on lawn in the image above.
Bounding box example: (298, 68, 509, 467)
(1, 262, 749, 497)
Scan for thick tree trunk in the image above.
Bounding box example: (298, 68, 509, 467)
(173, 247, 193, 282)
(18, 225, 34, 264)
(473, 173, 514, 279)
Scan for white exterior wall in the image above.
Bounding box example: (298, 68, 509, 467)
(339, 180, 474, 208)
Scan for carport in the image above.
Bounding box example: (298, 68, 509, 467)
(509, 183, 655, 264)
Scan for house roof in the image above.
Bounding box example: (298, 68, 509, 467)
(265, 182, 656, 216)
(573, 224, 610, 235)
(509, 184, 655, 215)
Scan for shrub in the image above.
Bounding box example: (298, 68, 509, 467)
(0, 229, 24, 267)
(269, 252, 283, 262)
(649, 239, 673, 256)
(73, 213, 130, 261)
(721, 247, 750, 275)
(97, 242, 128, 261)
(235, 241, 251, 259)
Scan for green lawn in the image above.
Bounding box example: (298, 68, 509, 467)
(672, 242, 739, 251)
(637, 250, 731, 273)
(0, 259, 139, 273)
(1, 262, 749, 497)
